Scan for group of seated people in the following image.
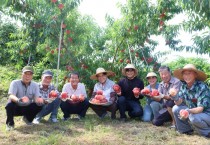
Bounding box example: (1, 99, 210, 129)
(5, 63, 210, 138)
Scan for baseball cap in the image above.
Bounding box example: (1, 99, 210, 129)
(42, 70, 53, 77)
(22, 66, 34, 74)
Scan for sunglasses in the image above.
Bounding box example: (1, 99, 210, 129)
(147, 76, 156, 79)
(125, 69, 134, 72)
(96, 72, 107, 77)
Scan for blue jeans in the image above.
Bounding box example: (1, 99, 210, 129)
(117, 96, 143, 119)
(173, 104, 210, 137)
(35, 97, 61, 119)
(60, 98, 89, 118)
(142, 101, 162, 122)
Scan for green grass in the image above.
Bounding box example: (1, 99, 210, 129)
(0, 96, 209, 145)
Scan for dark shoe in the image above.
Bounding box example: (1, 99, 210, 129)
(99, 112, 107, 119)
(205, 132, 210, 138)
(176, 130, 193, 135)
(119, 118, 126, 122)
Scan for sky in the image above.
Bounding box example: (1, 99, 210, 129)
(78, 0, 210, 63)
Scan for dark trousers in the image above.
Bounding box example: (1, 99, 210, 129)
(117, 96, 143, 119)
(152, 100, 174, 126)
(90, 102, 117, 119)
(60, 98, 89, 118)
(5, 102, 43, 126)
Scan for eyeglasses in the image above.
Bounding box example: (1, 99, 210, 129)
(147, 76, 156, 80)
(125, 69, 134, 72)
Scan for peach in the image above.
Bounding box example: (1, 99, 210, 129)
(169, 88, 177, 96)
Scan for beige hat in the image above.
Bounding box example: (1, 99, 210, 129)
(90, 68, 115, 80)
(122, 64, 138, 76)
(146, 72, 157, 78)
(173, 64, 207, 81)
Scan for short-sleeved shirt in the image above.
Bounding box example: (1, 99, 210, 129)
(93, 78, 115, 100)
(178, 81, 210, 115)
(8, 80, 40, 102)
(38, 82, 56, 99)
(118, 77, 144, 101)
(62, 82, 87, 97)
(158, 76, 182, 97)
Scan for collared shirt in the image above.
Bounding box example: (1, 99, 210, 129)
(118, 76, 144, 101)
(62, 82, 87, 97)
(93, 78, 115, 100)
(38, 82, 55, 99)
(178, 81, 210, 115)
(8, 80, 39, 101)
(158, 76, 182, 96)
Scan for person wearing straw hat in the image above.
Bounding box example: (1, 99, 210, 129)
(32, 70, 61, 124)
(171, 64, 210, 138)
(90, 67, 117, 119)
(142, 72, 163, 122)
(116, 64, 144, 121)
(5, 66, 44, 131)
(152, 66, 182, 128)
(60, 72, 89, 121)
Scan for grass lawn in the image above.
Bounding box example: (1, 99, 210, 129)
(0, 97, 209, 145)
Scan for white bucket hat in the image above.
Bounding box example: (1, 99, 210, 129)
(122, 64, 138, 77)
(146, 72, 157, 78)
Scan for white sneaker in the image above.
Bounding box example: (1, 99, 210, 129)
(32, 118, 40, 124)
(49, 118, 58, 123)
(22, 116, 33, 125)
(6, 124, 14, 131)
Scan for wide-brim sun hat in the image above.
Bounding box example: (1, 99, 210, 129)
(90, 67, 115, 80)
(146, 72, 157, 78)
(173, 64, 207, 81)
(122, 63, 138, 76)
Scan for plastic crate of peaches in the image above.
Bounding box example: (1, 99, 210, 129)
(89, 90, 112, 106)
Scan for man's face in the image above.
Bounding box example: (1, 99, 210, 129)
(182, 70, 196, 85)
(159, 69, 171, 83)
(41, 76, 52, 86)
(125, 68, 135, 79)
(147, 76, 157, 86)
(97, 73, 107, 84)
(22, 71, 33, 84)
(70, 74, 79, 86)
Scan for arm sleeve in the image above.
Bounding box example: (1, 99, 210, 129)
(8, 81, 17, 96)
(81, 84, 87, 98)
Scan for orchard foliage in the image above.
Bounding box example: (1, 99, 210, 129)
(0, 0, 209, 91)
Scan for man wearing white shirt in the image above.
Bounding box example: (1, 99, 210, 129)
(60, 72, 89, 120)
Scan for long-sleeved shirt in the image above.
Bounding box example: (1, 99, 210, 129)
(158, 76, 182, 97)
(92, 78, 116, 102)
(118, 77, 144, 101)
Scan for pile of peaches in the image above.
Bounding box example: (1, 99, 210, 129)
(90, 90, 109, 105)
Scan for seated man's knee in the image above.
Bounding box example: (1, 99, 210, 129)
(172, 105, 179, 114)
(189, 114, 199, 125)
(117, 96, 126, 104)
